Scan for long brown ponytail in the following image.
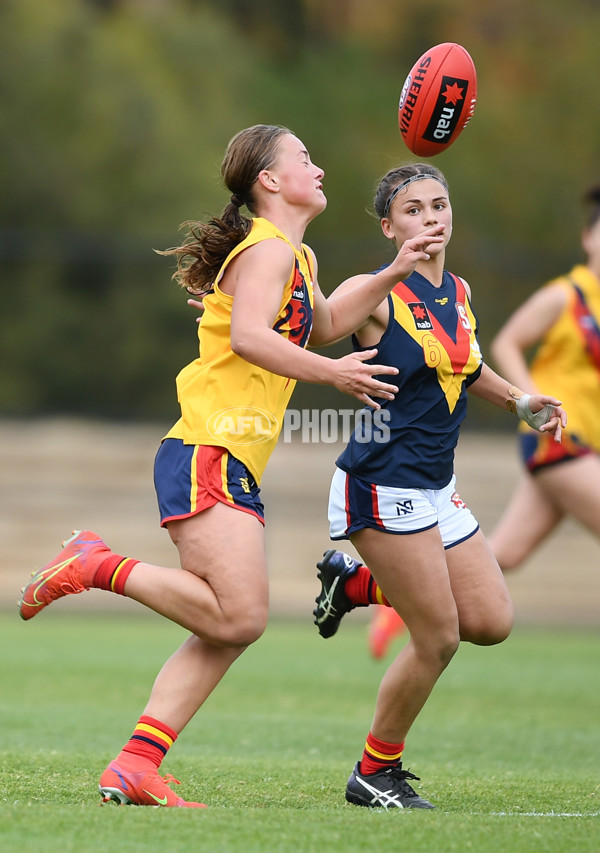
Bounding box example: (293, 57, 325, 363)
(158, 125, 291, 294)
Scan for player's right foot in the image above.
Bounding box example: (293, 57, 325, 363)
(99, 761, 207, 808)
(345, 761, 435, 809)
(19, 530, 109, 621)
(368, 606, 406, 660)
(313, 550, 362, 639)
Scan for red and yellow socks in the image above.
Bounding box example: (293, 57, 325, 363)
(116, 715, 178, 771)
(92, 554, 138, 595)
(344, 566, 391, 607)
(360, 731, 405, 775)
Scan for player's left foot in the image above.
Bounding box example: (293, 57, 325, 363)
(99, 761, 207, 808)
(345, 761, 435, 809)
(313, 550, 362, 638)
(19, 530, 109, 621)
(368, 606, 406, 660)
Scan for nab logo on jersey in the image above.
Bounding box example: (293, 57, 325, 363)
(292, 283, 306, 301)
(408, 302, 433, 331)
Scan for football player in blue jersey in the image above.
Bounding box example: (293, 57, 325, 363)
(313, 162, 566, 810)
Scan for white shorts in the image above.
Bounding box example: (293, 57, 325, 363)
(328, 468, 479, 548)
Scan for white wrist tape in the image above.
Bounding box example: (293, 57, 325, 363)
(515, 394, 555, 431)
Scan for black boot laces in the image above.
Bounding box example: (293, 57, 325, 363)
(386, 765, 421, 798)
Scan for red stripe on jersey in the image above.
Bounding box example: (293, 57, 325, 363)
(572, 285, 600, 372)
(393, 275, 473, 373)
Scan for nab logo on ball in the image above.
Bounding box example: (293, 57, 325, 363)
(422, 76, 469, 144)
(398, 42, 477, 157)
(207, 407, 279, 446)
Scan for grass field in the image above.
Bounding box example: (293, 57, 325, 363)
(1, 613, 598, 852)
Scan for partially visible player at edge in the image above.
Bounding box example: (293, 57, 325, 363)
(18, 125, 446, 808)
(488, 184, 600, 572)
(312, 163, 566, 809)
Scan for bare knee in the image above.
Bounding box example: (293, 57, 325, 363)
(414, 625, 460, 672)
(461, 605, 514, 646)
(437, 630, 461, 667)
(213, 615, 268, 649)
(210, 606, 268, 648)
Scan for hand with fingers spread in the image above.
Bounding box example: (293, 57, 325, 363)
(517, 393, 567, 443)
(332, 349, 398, 409)
(388, 224, 446, 281)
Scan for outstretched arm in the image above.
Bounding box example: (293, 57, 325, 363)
(227, 238, 399, 409)
(309, 225, 446, 347)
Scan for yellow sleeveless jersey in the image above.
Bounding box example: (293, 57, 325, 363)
(522, 264, 600, 450)
(165, 217, 315, 483)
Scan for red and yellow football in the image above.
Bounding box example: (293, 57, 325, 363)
(398, 42, 477, 157)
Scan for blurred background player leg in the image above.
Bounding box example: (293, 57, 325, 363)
(368, 605, 406, 660)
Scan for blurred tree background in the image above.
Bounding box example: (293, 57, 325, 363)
(1, 0, 598, 425)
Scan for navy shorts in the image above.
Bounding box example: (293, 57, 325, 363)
(519, 429, 593, 473)
(154, 440, 265, 527)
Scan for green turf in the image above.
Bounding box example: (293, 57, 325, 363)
(1, 612, 598, 852)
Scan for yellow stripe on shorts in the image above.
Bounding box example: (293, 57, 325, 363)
(220, 450, 235, 504)
(189, 446, 200, 512)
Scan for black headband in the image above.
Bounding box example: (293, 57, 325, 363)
(383, 174, 447, 219)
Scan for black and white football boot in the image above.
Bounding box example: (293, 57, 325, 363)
(313, 550, 362, 638)
(345, 762, 435, 810)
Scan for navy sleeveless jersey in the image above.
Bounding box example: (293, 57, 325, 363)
(336, 269, 483, 489)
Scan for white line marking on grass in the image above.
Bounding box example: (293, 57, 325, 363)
(490, 812, 600, 818)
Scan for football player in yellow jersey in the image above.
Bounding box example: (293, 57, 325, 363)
(18, 125, 446, 808)
(489, 185, 600, 572)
